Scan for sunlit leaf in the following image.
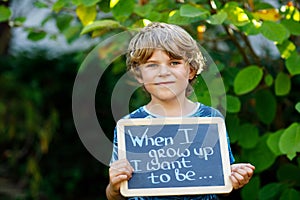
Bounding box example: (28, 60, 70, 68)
(80, 20, 122, 35)
(255, 89, 276, 124)
(253, 8, 281, 21)
(226, 95, 241, 113)
(110, 0, 119, 8)
(279, 123, 300, 160)
(0, 5, 12, 22)
(276, 40, 296, 59)
(234, 65, 263, 95)
(286, 51, 300, 76)
(267, 130, 284, 156)
(274, 72, 291, 96)
(223, 2, 250, 26)
(76, 4, 96, 26)
(260, 21, 290, 43)
(179, 4, 210, 18)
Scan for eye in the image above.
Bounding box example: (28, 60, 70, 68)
(170, 61, 183, 66)
(145, 63, 158, 68)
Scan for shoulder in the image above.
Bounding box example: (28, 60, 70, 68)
(123, 106, 154, 119)
(193, 103, 224, 118)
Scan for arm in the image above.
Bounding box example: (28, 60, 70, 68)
(230, 163, 255, 189)
(106, 159, 134, 200)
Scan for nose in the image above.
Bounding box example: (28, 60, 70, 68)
(158, 64, 171, 76)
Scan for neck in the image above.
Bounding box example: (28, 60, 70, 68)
(146, 96, 196, 117)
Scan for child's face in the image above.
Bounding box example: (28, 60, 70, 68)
(137, 49, 195, 102)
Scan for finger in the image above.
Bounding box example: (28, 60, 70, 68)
(230, 174, 241, 190)
(232, 171, 249, 187)
(109, 160, 134, 179)
(243, 166, 255, 178)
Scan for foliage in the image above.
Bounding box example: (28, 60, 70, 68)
(1, 0, 300, 199)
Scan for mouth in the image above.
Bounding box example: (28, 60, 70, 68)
(155, 81, 175, 85)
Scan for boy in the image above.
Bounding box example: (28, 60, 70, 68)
(106, 22, 255, 200)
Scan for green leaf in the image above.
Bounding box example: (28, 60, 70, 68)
(226, 95, 241, 113)
(97, 0, 110, 13)
(80, 0, 100, 7)
(134, 4, 153, 17)
(258, 183, 286, 200)
(241, 176, 260, 200)
(277, 40, 296, 59)
(243, 135, 276, 173)
(260, 21, 290, 43)
(179, 4, 210, 18)
(286, 51, 300, 76)
(63, 24, 81, 43)
(277, 164, 300, 187)
(111, 0, 135, 22)
(80, 20, 122, 35)
(234, 65, 263, 95)
(208, 77, 226, 96)
(255, 89, 276, 124)
(207, 11, 227, 25)
(279, 123, 300, 160)
(168, 10, 199, 25)
(56, 14, 73, 32)
(34, 1, 49, 8)
(146, 11, 163, 22)
(27, 31, 47, 41)
(240, 18, 262, 35)
(274, 72, 291, 96)
(226, 115, 240, 143)
(296, 102, 300, 113)
(280, 188, 300, 200)
(281, 19, 300, 36)
(0, 5, 12, 22)
(237, 124, 259, 149)
(267, 130, 284, 156)
(53, 0, 70, 12)
(264, 74, 273, 86)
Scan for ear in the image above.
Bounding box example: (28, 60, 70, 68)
(189, 67, 197, 80)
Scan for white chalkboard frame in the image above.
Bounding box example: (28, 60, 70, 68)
(117, 117, 233, 197)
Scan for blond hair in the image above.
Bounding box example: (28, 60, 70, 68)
(126, 22, 205, 80)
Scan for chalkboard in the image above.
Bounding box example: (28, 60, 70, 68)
(117, 117, 232, 197)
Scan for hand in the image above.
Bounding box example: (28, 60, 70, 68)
(106, 159, 134, 199)
(230, 163, 255, 190)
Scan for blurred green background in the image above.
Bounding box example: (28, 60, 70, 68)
(0, 0, 300, 199)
